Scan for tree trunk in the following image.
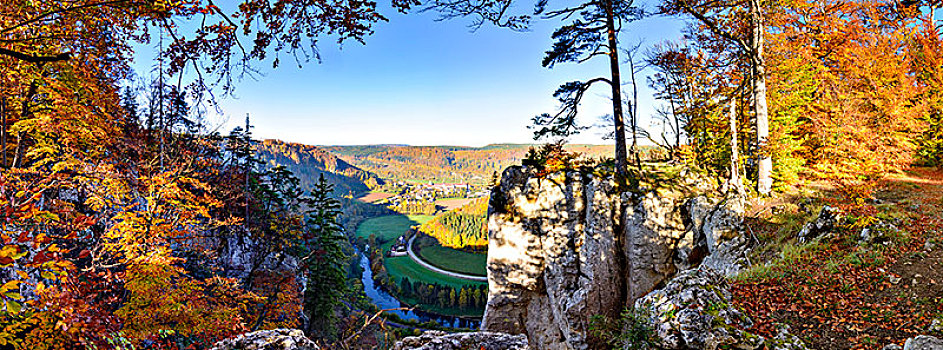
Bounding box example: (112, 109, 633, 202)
(751, 0, 772, 195)
(729, 100, 743, 195)
(604, 0, 628, 176)
(1, 98, 6, 168)
(627, 55, 642, 170)
(13, 82, 38, 169)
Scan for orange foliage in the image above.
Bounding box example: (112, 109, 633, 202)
(766, 0, 927, 182)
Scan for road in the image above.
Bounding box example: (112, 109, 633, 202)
(407, 235, 488, 282)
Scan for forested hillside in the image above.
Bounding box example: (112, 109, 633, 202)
(324, 144, 617, 184)
(255, 139, 385, 197)
(419, 197, 489, 250)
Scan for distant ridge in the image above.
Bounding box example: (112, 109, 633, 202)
(322, 144, 614, 185)
(255, 139, 385, 196)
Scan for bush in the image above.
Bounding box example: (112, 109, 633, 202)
(589, 308, 656, 350)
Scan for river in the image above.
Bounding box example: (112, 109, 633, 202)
(358, 250, 482, 329)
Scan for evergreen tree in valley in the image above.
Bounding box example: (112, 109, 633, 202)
(302, 174, 347, 339)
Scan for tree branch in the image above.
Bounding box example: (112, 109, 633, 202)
(0, 48, 71, 63)
(675, 0, 752, 55)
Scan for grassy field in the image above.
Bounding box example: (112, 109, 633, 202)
(355, 214, 434, 251)
(415, 236, 487, 276)
(385, 255, 486, 290)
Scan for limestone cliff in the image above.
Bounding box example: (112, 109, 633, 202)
(482, 166, 751, 350)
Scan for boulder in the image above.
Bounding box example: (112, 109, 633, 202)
(393, 331, 529, 350)
(209, 329, 318, 350)
(904, 335, 943, 350)
(797, 206, 841, 243)
(635, 269, 807, 350)
(860, 221, 901, 245)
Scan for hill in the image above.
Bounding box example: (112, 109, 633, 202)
(255, 139, 385, 197)
(321, 144, 616, 185)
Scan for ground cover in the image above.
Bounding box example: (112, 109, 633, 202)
(729, 167, 943, 349)
(414, 236, 487, 276)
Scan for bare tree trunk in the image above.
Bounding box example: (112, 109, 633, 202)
(604, 0, 628, 176)
(13, 82, 37, 169)
(751, 0, 772, 195)
(627, 51, 642, 170)
(729, 100, 744, 195)
(12, 131, 25, 168)
(1, 98, 6, 168)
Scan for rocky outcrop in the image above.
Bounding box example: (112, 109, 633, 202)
(393, 331, 529, 350)
(634, 269, 761, 349)
(209, 329, 319, 350)
(884, 335, 943, 350)
(482, 166, 751, 350)
(634, 268, 807, 350)
(905, 336, 943, 350)
(483, 168, 623, 350)
(797, 206, 841, 243)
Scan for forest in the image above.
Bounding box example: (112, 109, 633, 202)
(418, 197, 488, 250)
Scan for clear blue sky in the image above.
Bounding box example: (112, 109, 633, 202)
(135, 1, 687, 147)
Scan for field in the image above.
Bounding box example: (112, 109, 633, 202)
(356, 191, 396, 203)
(414, 236, 487, 276)
(355, 214, 434, 250)
(434, 198, 473, 211)
(385, 255, 486, 290)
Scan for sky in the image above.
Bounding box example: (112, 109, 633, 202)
(133, 1, 688, 147)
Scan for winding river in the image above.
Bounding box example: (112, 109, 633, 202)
(357, 251, 482, 329)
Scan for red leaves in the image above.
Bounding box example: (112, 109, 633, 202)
(732, 171, 943, 349)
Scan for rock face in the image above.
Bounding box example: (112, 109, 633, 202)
(393, 331, 529, 350)
(209, 329, 319, 350)
(482, 166, 751, 350)
(484, 168, 623, 350)
(634, 268, 807, 350)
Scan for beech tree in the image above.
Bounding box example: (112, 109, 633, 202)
(660, 0, 773, 194)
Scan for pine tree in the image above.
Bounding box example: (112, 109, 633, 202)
(302, 174, 346, 339)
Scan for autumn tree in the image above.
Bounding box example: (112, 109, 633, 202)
(660, 0, 773, 194)
(762, 0, 926, 182)
(0, 0, 421, 347)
